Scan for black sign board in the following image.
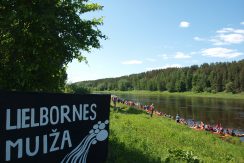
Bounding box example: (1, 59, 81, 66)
(0, 91, 110, 163)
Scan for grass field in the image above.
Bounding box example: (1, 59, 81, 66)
(107, 103, 244, 162)
(102, 90, 244, 100)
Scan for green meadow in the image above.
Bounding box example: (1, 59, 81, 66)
(107, 103, 244, 163)
(104, 90, 244, 100)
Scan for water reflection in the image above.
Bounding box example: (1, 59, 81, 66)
(115, 93, 244, 131)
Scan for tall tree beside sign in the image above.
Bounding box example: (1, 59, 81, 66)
(0, 91, 110, 163)
(0, 0, 106, 92)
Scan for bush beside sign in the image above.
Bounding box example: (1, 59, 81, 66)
(0, 91, 110, 163)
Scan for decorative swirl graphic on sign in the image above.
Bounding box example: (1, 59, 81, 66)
(61, 120, 109, 163)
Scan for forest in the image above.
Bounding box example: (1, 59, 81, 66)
(73, 60, 244, 93)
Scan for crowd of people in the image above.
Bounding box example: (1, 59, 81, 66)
(111, 95, 244, 138)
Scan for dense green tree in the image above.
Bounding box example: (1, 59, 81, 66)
(166, 81, 176, 92)
(225, 82, 234, 93)
(186, 68, 193, 91)
(157, 81, 166, 91)
(176, 80, 186, 92)
(97, 83, 107, 91)
(192, 73, 203, 92)
(147, 79, 157, 91)
(77, 60, 244, 94)
(240, 67, 244, 91)
(66, 83, 90, 94)
(138, 79, 146, 90)
(0, 0, 105, 92)
(118, 79, 131, 91)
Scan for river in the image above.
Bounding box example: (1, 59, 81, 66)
(112, 92, 244, 140)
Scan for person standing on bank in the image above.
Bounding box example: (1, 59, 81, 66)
(112, 96, 118, 111)
(150, 103, 154, 117)
(176, 114, 180, 123)
(114, 97, 117, 107)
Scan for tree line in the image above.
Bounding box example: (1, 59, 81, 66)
(74, 60, 244, 93)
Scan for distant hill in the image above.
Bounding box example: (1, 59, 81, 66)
(73, 60, 244, 93)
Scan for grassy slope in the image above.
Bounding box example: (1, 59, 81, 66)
(107, 103, 244, 162)
(102, 90, 244, 100)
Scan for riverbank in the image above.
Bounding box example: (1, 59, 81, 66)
(100, 90, 244, 100)
(107, 103, 244, 162)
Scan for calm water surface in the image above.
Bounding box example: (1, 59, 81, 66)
(113, 93, 244, 133)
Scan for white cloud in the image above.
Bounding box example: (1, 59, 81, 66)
(190, 51, 197, 55)
(211, 27, 244, 45)
(194, 36, 204, 41)
(201, 47, 242, 59)
(220, 34, 244, 44)
(235, 29, 244, 34)
(216, 28, 234, 33)
(157, 54, 168, 59)
(179, 21, 190, 28)
(121, 60, 142, 65)
(240, 22, 244, 25)
(216, 28, 244, 34)
(146, 58, 156, 62)
(146, 64, 182, 71)
(174, 52, 191, 59)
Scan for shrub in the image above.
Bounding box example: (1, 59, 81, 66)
(225, 82, 235, 93)
(192, 86, 203, 93)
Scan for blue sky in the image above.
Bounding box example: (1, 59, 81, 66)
(67, 0, 244, 82)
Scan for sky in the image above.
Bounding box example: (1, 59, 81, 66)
(67, 0, 244, 83)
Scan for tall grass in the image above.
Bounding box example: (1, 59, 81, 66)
(107, 103, 244, 162)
